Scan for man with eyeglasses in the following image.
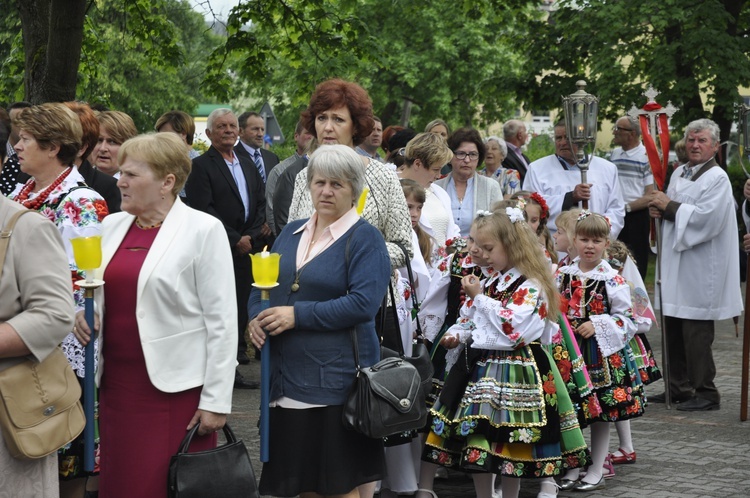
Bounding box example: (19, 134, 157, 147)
(523, 120, 625, 237)
(611, 116, 652, 277)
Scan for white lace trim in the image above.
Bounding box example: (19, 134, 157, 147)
(61, 332, 99, 378)
(590, 316, 627, 357)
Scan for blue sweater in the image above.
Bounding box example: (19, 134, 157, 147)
(248, 218, 390, 405)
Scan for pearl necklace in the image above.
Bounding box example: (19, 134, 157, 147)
(568, 276, 600, 310)
(14, 167, 72, 210)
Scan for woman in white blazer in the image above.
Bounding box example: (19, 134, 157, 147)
(434, 128, 502, 236)
(74, 133, 237, 498)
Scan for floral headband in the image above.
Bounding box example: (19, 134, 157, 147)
(445, 236, 467, 252)
(529, 192, 549, 220)
(606, 256, 624, 269)
(577, 210, 612, 229)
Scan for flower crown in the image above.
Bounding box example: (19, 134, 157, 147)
(577, 210, 612, 229)
(445, 236, 468, 252)
(529, 192, 549, 220)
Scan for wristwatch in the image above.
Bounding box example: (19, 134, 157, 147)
(625, 203, 632, 213)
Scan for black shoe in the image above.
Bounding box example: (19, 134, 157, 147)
(649, 392, 693, 404)
(234, 371, 259, 389)
(676, 397, 720, 412)
(237, 350, 251, 365)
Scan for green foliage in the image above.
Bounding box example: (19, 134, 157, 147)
(525, 134, 555, 162)
(520, 0, 750, 144)
(206, 0, 541, 135)
(1, 0, 223, 131)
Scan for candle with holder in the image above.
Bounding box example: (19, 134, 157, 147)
(250, 247, 281, 462)
(70, 235, 105, 472)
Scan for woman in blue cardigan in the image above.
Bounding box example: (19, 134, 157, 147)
(248, 144, 391, 498)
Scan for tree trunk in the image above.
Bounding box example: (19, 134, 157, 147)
(17, 0, 87, 103)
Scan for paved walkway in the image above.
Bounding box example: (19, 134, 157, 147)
(231, 307, 750, 497)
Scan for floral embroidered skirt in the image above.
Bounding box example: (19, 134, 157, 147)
(629, 333, 662, 385)
(547, 316, 602, 428)
(578, 336, 645, 422)
(422, 344, 590, 478)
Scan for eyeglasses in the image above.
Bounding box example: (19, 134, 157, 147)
(613, 126, 633, 132)
(454, 151, 480, 161)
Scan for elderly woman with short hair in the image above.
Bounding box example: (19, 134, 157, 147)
(73, 132, 237, 498)
(249, 144, 391, 498)
(9, 102, 108, 493)
(482, 135, 521, 198)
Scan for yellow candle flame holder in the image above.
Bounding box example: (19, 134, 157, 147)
(251, 247, 281, 289)
(70, 235, 105, 288)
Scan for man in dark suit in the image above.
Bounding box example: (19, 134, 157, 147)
(502, 119, 531, 182)
(186, 109, 271, 389)
(235, 111, 280, 184)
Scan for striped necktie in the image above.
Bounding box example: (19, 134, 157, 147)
(253, 149, 266, 183)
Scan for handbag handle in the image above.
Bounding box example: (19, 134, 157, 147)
(0, 209, 40, 282)
(177, 423, 239, 455)
(394, 241, 424, 340)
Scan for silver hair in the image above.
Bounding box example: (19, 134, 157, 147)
(306, 145, 366, 205)
(620, 115, 641, 138)
(684, 118, 720, 144)
(485, 135, 508, 159)
(206, 108, 235, 132)
(502, 120, 525, 141)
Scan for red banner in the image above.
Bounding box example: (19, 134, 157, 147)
(639, 111, 670, 191)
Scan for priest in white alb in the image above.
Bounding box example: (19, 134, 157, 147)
(648, 118, 743, 412)
(523, 120, 625, 237)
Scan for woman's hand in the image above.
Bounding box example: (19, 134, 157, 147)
(461, 275, 481, 299)
(248, 306, 295, 348)
(440, 333, 461, 349)
(576, 321, 595, 339)
(187, 409, 227, 436)
(73, 310, 100, 346)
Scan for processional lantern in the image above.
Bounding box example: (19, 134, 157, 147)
(561, 80, 599, 208)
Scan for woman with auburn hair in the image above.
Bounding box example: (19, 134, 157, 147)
(9, 103, 108, 496)
(93, 110, 137, 177)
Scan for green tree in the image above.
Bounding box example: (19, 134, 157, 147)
(2, 0, 224, 130)
(206, 0, 540, 133)
(521, 0, 750, 161)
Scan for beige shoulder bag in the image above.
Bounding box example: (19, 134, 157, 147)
(0, 209, 85, 459)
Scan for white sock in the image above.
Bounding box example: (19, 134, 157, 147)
(500, 476, 521, 498)
(614, 419, 634, 454)
(582, 422, 611, 484)
(538, 477, 558, 495)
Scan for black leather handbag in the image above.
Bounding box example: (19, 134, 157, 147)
(342, 328, 428, 438)
(168, 423, 259, 498)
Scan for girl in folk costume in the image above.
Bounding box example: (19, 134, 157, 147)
(606, 240, 661, 467)
(510, 191, 557, 267)
(552, 208, 582, 268)
(419, 209, 589, 498)
(548, 207, 601, 432)
(378, 180, 433, 497)
(555, 212, 644, 492)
